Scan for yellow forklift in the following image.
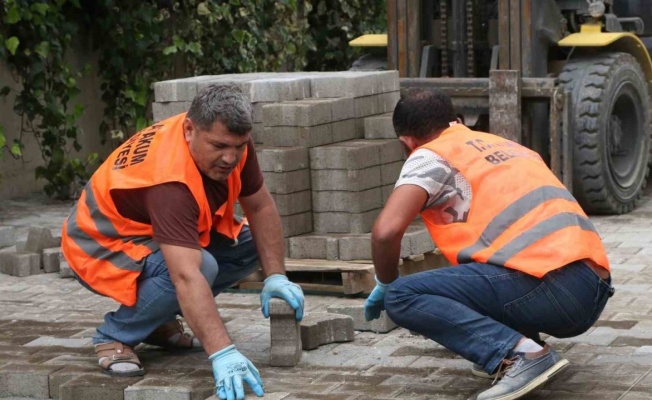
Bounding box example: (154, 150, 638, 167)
(350, 0, 652, 215)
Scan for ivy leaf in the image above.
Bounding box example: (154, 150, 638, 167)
(232, 30, 245, 43)
(35, 41, 50, 58)
(10, 142, 22, 156)
(163, 45, 177, 55)
(136, 117, 147, 131)
(197, 2, 211, 16)
(5, 7, 21, 24)
(5, 37, 20, 55)
(30, 3, 49, 16)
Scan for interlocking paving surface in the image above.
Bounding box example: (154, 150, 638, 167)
(1, 184, 652, 400)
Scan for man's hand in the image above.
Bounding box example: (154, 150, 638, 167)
(260, 274, 304, 321)
(209, 345, 264, 400)
(364, 276, 392, 321)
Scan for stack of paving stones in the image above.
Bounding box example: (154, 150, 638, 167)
(153, 72, 446, 274)
(0, 226, 64, 278)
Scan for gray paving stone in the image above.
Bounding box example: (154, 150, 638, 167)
(24, 226, 60, 254)
(377, 91, 401, 113)
(327, 305, 397, 333)
(269, 298, 302, 366)
(280, 212, 313, 238)
(311, 167, 382, 192)
(300, 313, 355, 350)
(0, 226, 16, 248)
(152, 101, 192, 122)
(0, 363, 64, 398)
(313, 209, 381, 234)
(380, 161, 403, 186)
(42, 247, 62, 273)
(124, 378, 213, 400)
(271, 190, 312, 216)
(309, 140, 386, 170)
(364, 113, 395, 139)
(354, 95, 380, 118)
(24, 336, 92, 348)
(263, 169, 311, 194)
(59, 260, 74, 279)
(331, 119, 358, 143)
(260, 124, 333, 148)
(311, 188, 382, 213)
(256, 146, 309, 173)
(288, 234, 340, 260)
(0, 251, 40, 277)
(263, 99, 333, 127)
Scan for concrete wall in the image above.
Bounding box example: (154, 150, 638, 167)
(0, 37, 112, 200)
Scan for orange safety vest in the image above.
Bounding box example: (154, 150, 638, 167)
(61, 113, 248, 306)
(419, 124, 610, 277)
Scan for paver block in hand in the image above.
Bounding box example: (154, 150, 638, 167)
(327, 304, 397, 333)
(269, 298, 302, 366)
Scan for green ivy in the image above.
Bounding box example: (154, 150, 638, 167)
(0, 0, 97, 198)
(0, 0, 385, 198)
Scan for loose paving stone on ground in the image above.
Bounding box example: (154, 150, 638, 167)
(1, 184, 652, 399)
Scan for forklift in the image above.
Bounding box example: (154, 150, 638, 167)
(349, 0, 652, 215)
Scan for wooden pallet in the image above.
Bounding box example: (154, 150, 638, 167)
(238, 259, 375, 295)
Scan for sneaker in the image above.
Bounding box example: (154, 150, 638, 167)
(475, 345, 569, 400)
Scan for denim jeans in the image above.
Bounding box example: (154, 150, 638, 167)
(384, 260, 613, 374)
(75, 226, 260, 346)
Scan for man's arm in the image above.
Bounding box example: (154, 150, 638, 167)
(372, 184, 428, 283)
(159, 243, 232, 355)
(238, 182, 285, 277)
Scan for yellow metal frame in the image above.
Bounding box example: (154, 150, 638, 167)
(348, 34, 388, 47)
(558, 23, 652, 90)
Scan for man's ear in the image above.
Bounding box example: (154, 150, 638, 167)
(403, 136, 420, 151)
(183, 118, 194, 143)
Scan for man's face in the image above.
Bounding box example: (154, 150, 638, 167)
(184, 119, 250, 181)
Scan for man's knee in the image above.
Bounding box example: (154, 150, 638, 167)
(199, 250, 219, 285)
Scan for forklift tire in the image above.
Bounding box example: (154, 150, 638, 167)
(348, 53, 387, 71)
(559, 52, 651, 214)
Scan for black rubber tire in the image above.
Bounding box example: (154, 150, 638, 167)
(348, 53, 387, 71)
(559, 52, 651, 214)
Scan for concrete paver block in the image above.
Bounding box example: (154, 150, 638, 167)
(59, 260, 74, 279)
(311, 167, 381, 192)
(313, 209, 381, 234)
(256, 146, 309, 173)
(124, 377, 213, 400)
(381, 161, 404, 186)
(0, 226, 16, 248)
(381, 183, 394, 205)
(364, 113, 395, 139)
(338, 234, 372, 261)
(263, 100, 333, 127)
(252, 101, 273, 123)
(260, 124, 333, 148)
(48, 365, 103, 400)
(153, 78, 198, 102)
(300, 313, 354, 350)
(329, 97, 356, 121)
(25, 226, 60, 253)
(377, 139, 406, 163)
(269, 298, 302, 366)
(280, 212, 313, 238)
(271, 190, 312, 216)
(377, 91, 400, 113)
(59, 374, 142, 400)
(401, 223, 436, 257)
(331, 119, 357, 143)
(0, 251, 40, 276)
(152, 101, 192, 122)
(354, 95, 380, 118)
(263, 169, 311, 195)
(310, 73, 379, 98)
(0, 363, 64, 398)
(42, 247, 62, 273)
(24, 336, 92, 348)
(312, 188, 382, 213)
(288, 234, 340, 260)
(327, 305, 397, 333)
(309, 140, 383, 170)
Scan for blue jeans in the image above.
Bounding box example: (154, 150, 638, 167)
(76, 226, 260, 346)
(384, 261, 613, 374)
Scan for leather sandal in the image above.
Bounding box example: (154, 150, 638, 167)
(95, 342, 145, 377)
(143, 319, 201, 351)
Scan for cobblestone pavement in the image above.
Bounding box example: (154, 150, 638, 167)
(1, 186, 652, 400)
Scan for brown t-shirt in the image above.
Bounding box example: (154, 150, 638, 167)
(111, 139, 263, 249)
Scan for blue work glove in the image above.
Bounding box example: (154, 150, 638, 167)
(209, 344, 264, 400)
(260, 274, 304, 321)
(364, 276, 392, 321)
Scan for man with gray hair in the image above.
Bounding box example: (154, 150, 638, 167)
(61, 84, 303, 399)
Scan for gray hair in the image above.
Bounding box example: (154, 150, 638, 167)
(187, 84, 253, 135)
